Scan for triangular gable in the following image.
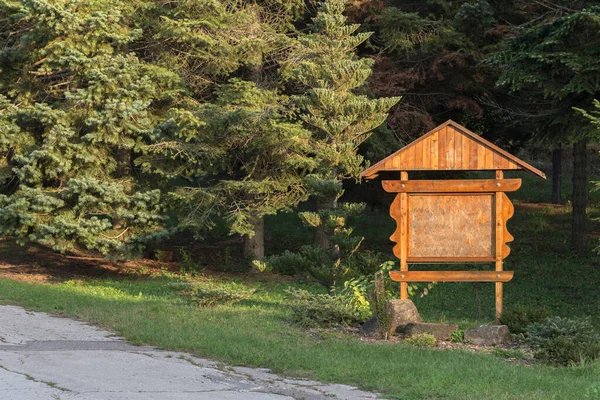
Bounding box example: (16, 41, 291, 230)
(360, 120, 546, 179)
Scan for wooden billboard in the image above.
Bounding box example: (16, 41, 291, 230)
(360, 120, 546, 321)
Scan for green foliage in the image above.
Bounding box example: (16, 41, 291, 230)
(368, 271, 393, 339)
(178, 249, 204, 276)
(493, 347, 530, 361)
(337, 260, 394, 319)
(489, 8, 600, 143)
(500, 304, 551, 335)
(406, 333, 436, 347)
(450, 329, 465, 343)
(266, 203, 373, 287)
(286, 288, 366, 328)
(0, 0, 180, 257)
(145, 79, 315, 239)
(180, 281, 255, 308)
(521, 317, 600, 366)
(287, 0, 400, 183)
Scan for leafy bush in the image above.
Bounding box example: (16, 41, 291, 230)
(178, 249, 204, 275)
(286, 288, 366, 328)
(179, 282, 255, 307)
(450, 329, 465, 343)
(521, 317, 600, 366)
(500, 304, 551, 334)
(368, 271, 393, 339)
(406, 333, 436, 347)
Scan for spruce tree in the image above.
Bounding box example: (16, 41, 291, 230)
(145, 80, 315, 261)
(287, 0, 400, 249)
(143, 0, 310, 262)
(489, 7, 600, 254)
(0, 0, 180, 256)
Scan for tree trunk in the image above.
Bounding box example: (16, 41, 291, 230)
(244, 214, 264, 262)
(551, 147, 562, 204)
(571, 139, 587, 255)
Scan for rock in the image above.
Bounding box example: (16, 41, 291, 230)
(360, 316, 379, 336)
(464, 325, 511, 346)
(387, 299, 421, 332)
(360, 300, 421, 337)
(396, 322, 459, 341)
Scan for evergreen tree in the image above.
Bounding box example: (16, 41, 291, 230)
(0, 0, 180, 256)
(144, 79, 315, 261)
(286, 0, 400, 249)
(143, 0, 310, 262)
(489, 7, 600, 254)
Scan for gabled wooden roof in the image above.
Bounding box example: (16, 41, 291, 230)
(360, 120, 546, 179)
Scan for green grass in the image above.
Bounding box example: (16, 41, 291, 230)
(1, 172, 599, 399)
(0, 276, 599, 400)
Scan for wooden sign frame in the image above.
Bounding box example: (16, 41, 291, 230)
(360, 120, 546, 322)
(384, 171, 518, 321)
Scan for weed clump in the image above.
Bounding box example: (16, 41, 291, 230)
(179, 282, 255, 307)
(406, 333, 436, 347)
(286, 288, 365, 328)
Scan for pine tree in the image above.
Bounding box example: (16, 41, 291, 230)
(0, 0, 180, 256)
(286, 0, 400, 249)
(142, 0, 310, 262)
(489, 7, 600, 254)
(144, 79, 315, 262)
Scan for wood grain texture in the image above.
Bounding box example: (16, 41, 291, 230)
(407, 194, 494, 258)
(502, 192, 515, 259)
(438, 127, 447, 169)
(422, 136, 431, 168)
(431, 132, 439, 170)
(446, 127, 455, 169)
(382, 179, 522, 193)
(360, 120, 547, 178)
(400, 171, 409, 299)
(455, 130, 462, 169)
(389, 270, 514, 282)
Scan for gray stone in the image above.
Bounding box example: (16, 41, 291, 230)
(464, 325, 511, 346)
(396, 322, 459, 341)
(387, 299, 421, 332)
(360, 316, 379, 336)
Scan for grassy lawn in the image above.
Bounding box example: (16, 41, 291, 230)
(0, 275, 599, 400)
(0, 172, 599, 399)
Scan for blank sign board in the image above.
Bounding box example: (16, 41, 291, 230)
(408, 194, 494, 258)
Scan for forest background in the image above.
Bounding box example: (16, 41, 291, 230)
(1, 0, 599, 285)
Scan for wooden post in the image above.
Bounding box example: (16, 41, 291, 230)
(495, 170, 504, 322)
(400, 171, 409, 299)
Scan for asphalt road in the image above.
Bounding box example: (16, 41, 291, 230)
(0, 305, 381, 400)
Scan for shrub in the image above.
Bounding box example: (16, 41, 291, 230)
(406, 333, 436, 347)
(499, 304, 551, 334)
(521, 317, 600, 366)
(368, 271, 393, 339)
(450, 329, 465, 343)
(286, 288, 366, 328)
(178, 249, 204, 275)
(180, 282, 255, 307)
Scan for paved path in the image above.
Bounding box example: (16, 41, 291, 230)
(0, 305, 381, 400)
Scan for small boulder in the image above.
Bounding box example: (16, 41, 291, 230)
(464, 325, 511, 346)
(387, 299, 421, 332)
(360, 316, 379, 336)
(360, 299, 421, 337)
(397, 322, 458, 341)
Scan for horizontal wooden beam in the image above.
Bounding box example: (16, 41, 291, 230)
(389, 270, 514, 282)
(382, 179, 522, 193)
(407, 257, 496, 263)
